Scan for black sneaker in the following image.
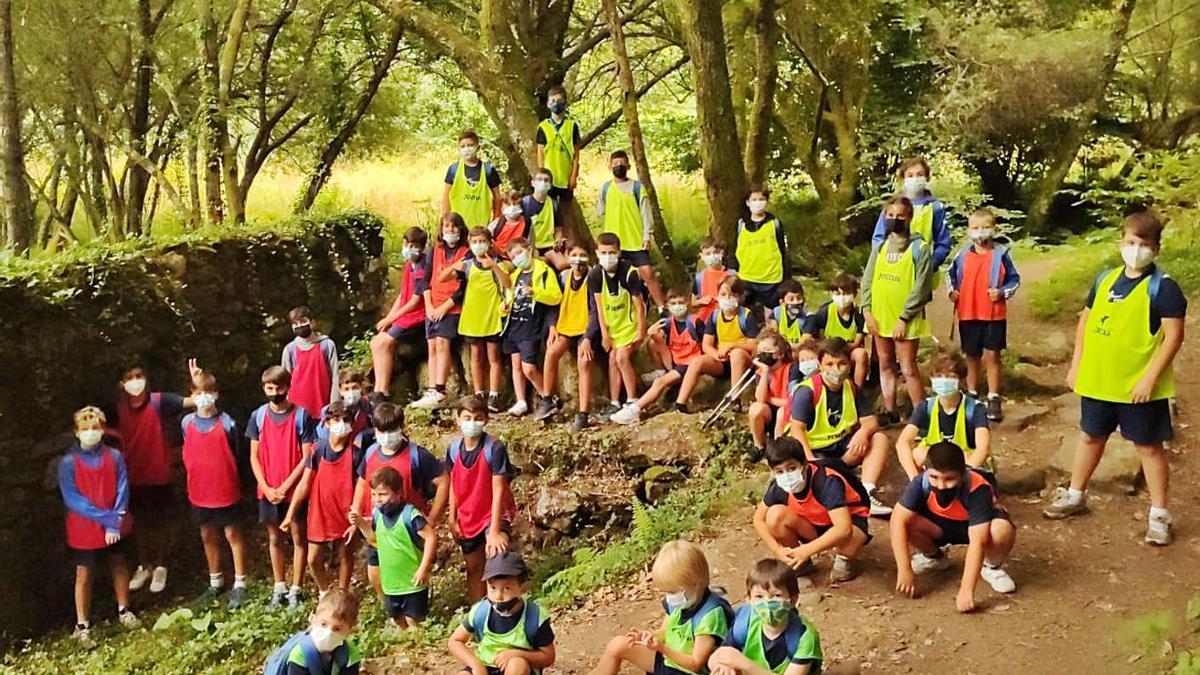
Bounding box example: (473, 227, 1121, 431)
(877, 409, 901, 428)
(573, 412, 593, 431)
(487, 394, 502, 414)
(532, 395, 557, 422)
(986, 396, 1003, 422)
(675, 402, 690, 414)
(597, 403, 621, 422)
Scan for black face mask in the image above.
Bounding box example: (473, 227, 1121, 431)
(934, 486, 959, 508)
(267, 392, 288, 405)
(612, 165, 628, 179)
(293, 324, 313, 339)
(757, 353, 778, 367)
(885, 218, 909, 236)
(379, 500, 403, 517)
(549, 100, 566, 115)
(493, 597, 521, 614)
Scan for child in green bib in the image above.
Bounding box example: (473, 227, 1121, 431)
(349, 466, 436, 630)
(802, 273, 869, 387)
(896, 351, 993, 480)
(708, 559, 823, 675)
(443, 130, 501, 229)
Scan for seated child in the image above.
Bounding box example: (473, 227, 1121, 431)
(503, 237, 562, 417)
(449, 552, 556, 675)
(610, 288, 703, 425)
(410, 213, 469, 410)
(282, 306, 340, 419)
(769, 280, 807, 347)
(60, 406, 139, 644)
(536, 241, 594, 424)
(181, 372, 248, 609)
(524, 167, 567, 270)
(753, 437, 871, 583)
(370, 226, 430, 398)
(792, 339, 820, 382)
(747, 331, 798, 456)
(803, 273, 869, 387)
(694, 236, 733, 324)
(319, 371, 373, 443)
(283, 402, 365, 594)
(349, 467, 437, 630)
(264, 588, 361, 674)
(489, 189, 532, 258)
(674, 276, 759, 414)
(708, 559, 823, 675)
(589, 232, 648, 421)
(447, 395, 517, 602)
(787, 338, 892, 515)
(891, 442, 1017, 613)
(593, 540, 732, 675)
(896, 351, 992, 480)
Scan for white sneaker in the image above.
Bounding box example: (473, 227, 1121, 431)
(610, 403, 642, 425)
(1042, 487, 1088, 519)
(118, 609, 141, 629)
(73, 624, 93, 647)
(129, 566, 151, 591)
(506, 400, 529, 417)
(149, 566, 168, 593)
(408, 389, 445, 410)
(911, 551, 952, 575)
(867, 489, 893, 517)
(1145, 514, 1173, 546)
(981, 564, 1016, 593)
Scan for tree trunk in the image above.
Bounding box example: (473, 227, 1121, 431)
(218, 0, 253, 223)
(197, 0, 224, 224)
(673, 0, 749, 241)
(969, 155, 1019, 211)
(743, 0, 778, 184)
(126, 0, 155, 237)
(1025, 0, 1138, 233)
(0, 0, 32, 252)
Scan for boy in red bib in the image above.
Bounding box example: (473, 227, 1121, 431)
(447, 395, 517, 602)
(371, 226, 431, 398)
(248, 366, 317, 609)
(319, 371, 373, 445)
(693, 236, 734, 324)
(488, 189, 532, 258)
(59, 406, 140, 645)
(283, 306, 340, 419)
(181, 371, 248, 609)
(284, 402, 365, 595)
(747, 331, 799, 456)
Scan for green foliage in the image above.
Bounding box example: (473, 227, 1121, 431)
(1027, 236, 1119, 320)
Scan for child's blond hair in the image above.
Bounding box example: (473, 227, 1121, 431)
(73, 406, 106, 431)
(651, 540, 710, 595)
(315, 588, 360, 626)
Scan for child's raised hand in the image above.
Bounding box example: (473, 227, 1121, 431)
(477, 254, 495, 270)
(956, 588, 976, 613)
(104, 531, 121, 546)
(896, 570, 917, 598)
(187, 358, 203, 380)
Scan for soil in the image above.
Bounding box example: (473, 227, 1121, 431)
(386, 251, 1200, 674)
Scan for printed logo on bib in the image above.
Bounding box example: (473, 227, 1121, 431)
(878, 272, 902, 283)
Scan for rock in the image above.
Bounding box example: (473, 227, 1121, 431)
(997, 466, 1047, 495)
(993, 402, 1052, 432)
(626, 412, 713, 467)
(643, 464, 685, 503)
(1050, 430, 1142, 494)
(532, 485, 583, 534)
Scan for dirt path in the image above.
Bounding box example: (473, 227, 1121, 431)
(404, 250, 1200, 674)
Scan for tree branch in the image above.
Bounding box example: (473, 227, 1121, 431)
(579, 53, 689, 148)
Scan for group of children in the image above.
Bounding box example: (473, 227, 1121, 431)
(57, 133, 1187, 672)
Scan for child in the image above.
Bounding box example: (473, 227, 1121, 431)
(674, 276, 759, 414)
(282, 306, 340, 419)
(769, 279, 807, 346)
(536, 242, 592, 422)
(283, 402, 364, 595)
(447, 395, 517, 602)
(590, 232, 648, 421)
(181, 372, 248, 609)
(793, 339, 820, 382)
(611, 288, 704, 425)
(947, 209, 1021, 421)
(524, 167, 567, 270)
(265, 588, 362, 674)
(694, 236, 733, 324)
(443, 129, 502, 229)
(861, 196, 933, 426)
(747, 331, 798, 456)
(247, 366, 316, 609)
(59, 406, 139, 644)
(753, 437, 871, 583)
(892, 442, 1017, 613)
(349, 466, 437, 629)
(802, 273, 869, 387)
(593, 540, 731, 675)
(729, 185, 790, 318)
(449, 551, 556, 675)
(788, 337, 892, 516)
(371, 226, 430, 398)
(319, 371, 373, 443)
(598, 150, 664, 308)
(870, 156, 950, 268)
(1044, 212, 1186, 546)
(503, 237, 563, 417)
(411, 213, 470, 410)
(707, 559, 823, 675)
(352, 403, 447, 598)
(896, 351, 992, 480)
(537, 85, 581, 205)
(111, 362, 201, 594)
(489, 189, 532, 257)
(440, 226, 512, 413)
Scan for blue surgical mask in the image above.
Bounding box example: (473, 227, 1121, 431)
(931, 377, 959, 398)
(798, 359, 819, 377)
(460, 420, 485, 438)
(470, 242, 490, 258)
(665, 591, 692, 612)
(512, 252, 532, 270)
(903, 176, 927, 198)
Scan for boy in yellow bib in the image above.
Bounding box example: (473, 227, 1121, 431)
(1044, 212, 1185, 546)
(589, 232, 648, 423)
(730, 184, 790, 318)
(442, 130, 502, 228)
(896, 351, 992, 480)
(502, 238, 563, 418)
(803, 273, 869, 387)
(535, 242, 599, 427)
(523, 167, 568, 270)
(597, 150, 665, 309)
(862, 197, 934, 427)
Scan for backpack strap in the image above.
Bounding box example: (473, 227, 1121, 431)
(481, 435, 496, 466)
(254, 406, 267, 434)
(988, 248, 1004, 289)
(448, 437, 464, 465)
(694, 271, 703, 293)
(296, 633, 325, 674)
(810, 374, 825, 408)
(783, 612, 804, 656)
(689, 591, 733, 630)
(730, 605, 752, 650)
(470, 601, 490, 642)
(1148, 268, 1164, 303)
(600, 181, 610, 204)
(911, 238, 923, 262)
(737, 308, 751, 335)
(410, 443, 421, 476)
(522, 600, 543, 646)
(633, 181, 642, 205)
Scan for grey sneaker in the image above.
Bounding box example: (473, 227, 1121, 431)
(408, 389, 445, 410)
(1042, 487, 1089, 520)
(867, 488, 893, 517)
(597, 403, 622, 422)
(986, 396, 1003, 422)
(285, 588, 303, 611)
(117, 609, 141, 629)
(829, 554, 859, 583)
(227, 586, 248, 610)
(269, 590, 287, 609)
(532, 396, 557, 422)
(572, 412, 594, 431)
(911, 550, 952, 574)
(73, 623, 93, 647)
(1145, 515, 1173, 546)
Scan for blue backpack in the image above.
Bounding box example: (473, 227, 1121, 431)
(467, 598, 544, 645)
(661, 590, 735, 632)
(447, 435, 498, 467)
(728, 604, 804, 654)
(263, 631, 349, 675)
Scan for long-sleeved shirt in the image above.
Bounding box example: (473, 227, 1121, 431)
(727, 213, 791, 279)
(58, 443, 129, 535)
(596, 179, 653, 243)
(871, 194, 951, 267)
(861, 234, 935, 324)
(945, 243, 1021, 298)
(281, 336, 340, 405)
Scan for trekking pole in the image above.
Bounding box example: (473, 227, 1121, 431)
(702, 368, 758, 429)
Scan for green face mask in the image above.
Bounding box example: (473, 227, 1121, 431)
(752, 598, 791, 624)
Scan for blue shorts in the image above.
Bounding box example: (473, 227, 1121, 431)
(191, 503, 241, 527)
(620, 249, 652, 268)
(386, 323, 424, 342)
(458, 520, 512, 555)
(425, 314, 460, 340)
(812, 437, 852, 462)
(384, 588, 430, 620)
(959, 319, 1007, 357)
(503, 335, 541, 365)
(922, 509, 1010, 547)
(742, 281, 780, 310)
(258, 498, 306, 526)
(1080, 396, 1173, 445)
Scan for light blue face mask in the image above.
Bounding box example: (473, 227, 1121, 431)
(512, 252, 532, 270)
(931, 377, 960, 398)
(460, 420, 485, 438)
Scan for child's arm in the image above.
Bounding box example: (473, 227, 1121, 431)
(413, 520, 438, 586)
(998, 251, 1021, 298)
(493, 264, 513, 290)
(895, 424, 922, 479)
(441, 181, 451, 217)
(326, 345, 340, 406)
(968, 426, 991, 471)
(490, 185, 502, 218)
(485, 474, 510, 556)
(446, 480, 461, 538)
(593, 291, 612, 347)
(428, 472, 451, 529)
(891, 504, 917, 597)
(438, 260, 466, 283)
(58, 455, 124, 534)
(448, 625, 487, 675)
(701, 332, 720, 360)
(652, 634, 717, 673)
(350, 477, 367, 518)
(753, 363, 771, 404)
(958, 522, 989, 613)
(248, 440, 274, 501)
(1133, 317, 1184, 402)
(861, 249, 879, 332)
(1066, 308, 1090, 389)
(350, 509, 376, 544)
(280, 442, 313, 494)
(281, 467, 314, 531)
(796, 505, 854, 561)
(633, 294, 647, 343)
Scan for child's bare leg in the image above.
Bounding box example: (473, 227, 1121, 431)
(370, 332, 397, 394)
(511, 353, 528, 404)
(521, 361, 545, 394)
(897, 338, 924, 407)
(1069, 432, 1109, 492)
(266, 525, 286, 583)
(487, 341, 504, 394)
(501, 656, 532, 675)
(615, 345, 639, 401)
(469, 343, 486, 394)
(111, 555, 131, 609)
(367, 563, 383, 598)
(225, 525, 247, 578)
(607, 353, 623, 402)
(965, 354, 982, 394)
(636, 371, 681, 409)
(709, 647, 759, 675)
(74, 564, 93, 624)
(577, 342, 593, 413)
(773, 408, 790, 439)
(592, 636, 657, 675)
(307, 544, 329, 593)
(433, 338, 450, 387)
(200, 524, 223, 575)
(648, 334, 672, 370)
(852, 347, 870, 386)
(675, 357, 723, 407)
(905, 514, 943, 556)
(764, 504, 819, 547)
(984, 349, 1002, 395)
(729, 348, 752, 387)
(637, 264, 665, 307)
(337, 540, 357, 590)
(748, 402, 772, 448)
(985, 518, 1016, 566)
(464, 548, 486, 603)
(860, 431, 891, 486)
(1136, 442, 1170, 509)
(835, 525, 870, 559)
(290, 522, 307, 588)
(874, 336, 899, 411)
(542, 337, 569, 397)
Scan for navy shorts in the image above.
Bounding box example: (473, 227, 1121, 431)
(651, 653, 693, 675)
(130, 484, 175, 519)
(366, 544, 380, 567)
(384, 588, 430, 620)
(812, 437, 852, 462)
(464, 334, 501, 345)
(959, 319, 1007, 357)
(425, 314, 460, 340)
(742, 281, 780, 310)
(672, 363, 689, 377)
(926, 509, 1010, 547)
(386, 323, 424, 343)
(258, 498, 306, 526)
(191, 503, 241, 528)
(458, 520, 512, 555)
(813, 515, 871, 540)
(548, 185, 574, 202)
(620, 249, 652, 268)
(69, 539, 132, 569)
(1080, 396, 1173, 445)
(503, 336, 541, 365)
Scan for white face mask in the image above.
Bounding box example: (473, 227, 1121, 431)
(798, 359, 819, 377)
(328, 421, 352, 438)
(831, 293, 854, 310)
(123, 378, 146, 396)
(443, 232, 460, 246)
(460, 420, 486, 438)
(401, 245, 422, 262)
(470, 242, 490, 258)
(309, 626, 346, 652)
(193, 392, 217, 411)
(719, 298, 739, 313)
(598, 253, 619, 271)
(702, 253, 723, 268)
(774, 468, 806, 493)
(375, 431, 402, 449)
(77, 429, 104, 448)
(569, 256, 589, 268)
(747, 199, 768, 215)
(532, 179, 550, 195)
(664, 590, 692, 611)
(503, 205, 523, 221)
(903, 176, 927, 198)
(969, 229, 994, 243)
(822, 368, 843, 387)
(459, 145, 478, 160)
(512, 252, 532, 270)
(931, 377, 959, 398)
(1121, 244, 1155, 271)
(668, 303, 689, 318)
(341, 390, 362, 407)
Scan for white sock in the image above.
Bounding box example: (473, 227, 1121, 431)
(988, 392, 999, 400)
(1067, 488, 1084, 503)
(273, 581, 287, 594)
(209, 573, 224, 589)
(1149, 506, 1171, 522)
(863, 482, 877, 493)
(289, 585, 302, 596)
(489, 391, 500, 398)
(234, 575, 247, 589)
